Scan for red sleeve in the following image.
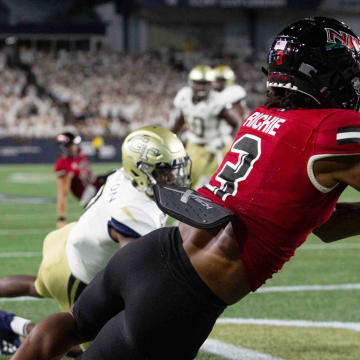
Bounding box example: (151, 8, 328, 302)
(54, 157, 69, 177)
(314, 110, 360, 156)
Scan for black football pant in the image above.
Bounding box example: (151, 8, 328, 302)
(74, 226, 226, 359)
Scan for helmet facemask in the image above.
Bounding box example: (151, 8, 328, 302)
(213, 78, 227, 92)
(190, 80, 212, 101)
(138, 156, 192, 197)
(122, 126, 191, 197)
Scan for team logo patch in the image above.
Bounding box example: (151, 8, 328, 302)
(325, 28, 360, 52)
(336, 126, 360, 145)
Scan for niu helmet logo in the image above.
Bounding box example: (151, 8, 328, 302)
(128, 135, 160, 161)
(325, 28, 360, 52)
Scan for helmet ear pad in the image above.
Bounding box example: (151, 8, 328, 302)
(190, 80, 212, 99)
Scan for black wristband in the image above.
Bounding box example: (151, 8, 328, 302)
(58, 216, 66, 221)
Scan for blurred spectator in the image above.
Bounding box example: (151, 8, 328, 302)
(92, 135, 104, 159)
(0, 47, 265, 138)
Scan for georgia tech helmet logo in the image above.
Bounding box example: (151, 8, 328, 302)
(128, 135, 160, 160)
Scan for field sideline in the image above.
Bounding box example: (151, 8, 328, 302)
(1, 163, 360, 359)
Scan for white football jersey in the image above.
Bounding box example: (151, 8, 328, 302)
(220, 84, 246, 105)
(174, 86, 225, 146)
(218, 84, 248, 147)
(66, 169, 166, 284)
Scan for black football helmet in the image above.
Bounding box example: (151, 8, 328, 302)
(267, 17, 360, 110)
(56, 132, 81, 156)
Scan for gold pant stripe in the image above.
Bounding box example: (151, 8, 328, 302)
(67, 274, 87, 306)
(70, 278, 81, 305)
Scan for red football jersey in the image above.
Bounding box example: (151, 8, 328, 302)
(54, 153, 99, 199)
(198, 105, 360, 290)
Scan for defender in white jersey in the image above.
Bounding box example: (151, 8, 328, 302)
(0, 126, 190, 355)
(213, 65, 249, 153)
(66, 167, 167, 284)
(171, 65, 243, 188)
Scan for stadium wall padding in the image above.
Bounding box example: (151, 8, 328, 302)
(0, 138, 123, 164)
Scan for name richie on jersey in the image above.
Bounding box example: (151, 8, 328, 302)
(242, 112, 286, 136)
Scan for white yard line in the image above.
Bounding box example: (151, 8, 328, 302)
(257, 283, 360, 293)
(0, 229, 53, 235)
(0, 282, 359, 302)
(1, 211, 80, 219)
(299, 243, 360, 250)
(9, 173, 55, 183)
(217, 318, 360, 332)
(0, 250, 360, 294)
(3, 226, 360, 250)
(201, 339, 284, 360)
(0, 252, 41, 258)
(1, 294, 360, 335)
(0, 296, 49, 302)
(0, 247, 359, 293)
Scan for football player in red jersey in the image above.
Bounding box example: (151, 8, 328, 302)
(54, 132, 110, 228)
(12, 17, 360, 360)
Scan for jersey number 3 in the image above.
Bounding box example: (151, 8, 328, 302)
(211, 134, 261, 201)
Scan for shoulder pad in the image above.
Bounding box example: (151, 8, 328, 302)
(208, 90, 227, 114)
(222, 85, 246, 104)
(174, 87, 192, 108)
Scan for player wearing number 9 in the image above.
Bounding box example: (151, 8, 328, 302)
(170, 65, 243, 188)
(13, 17, 360, 360)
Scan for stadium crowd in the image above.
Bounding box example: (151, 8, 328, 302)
(0, 47, 265, 139)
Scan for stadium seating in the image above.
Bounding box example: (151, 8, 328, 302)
(0, 48, 264, 138)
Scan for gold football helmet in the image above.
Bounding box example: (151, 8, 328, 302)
(122, 126, 191, 196)
(213, 65, 236, 92)
(188, 65, 215, 100)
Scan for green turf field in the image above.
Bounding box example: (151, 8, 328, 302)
(1, 163, 360, 359)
